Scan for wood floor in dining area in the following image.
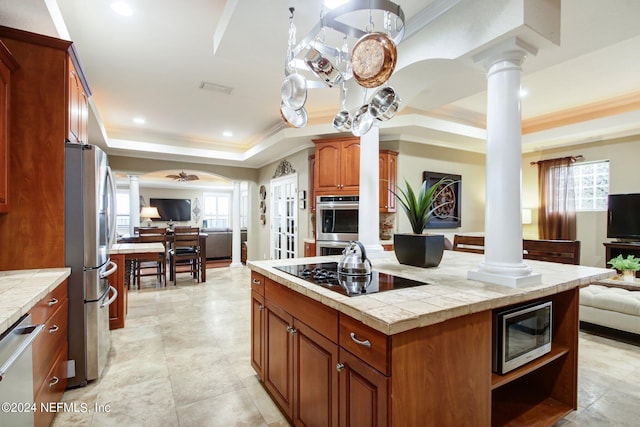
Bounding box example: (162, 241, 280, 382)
(53, 265, 640, 426)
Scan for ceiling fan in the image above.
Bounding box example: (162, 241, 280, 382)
(166, 171, 199, 182)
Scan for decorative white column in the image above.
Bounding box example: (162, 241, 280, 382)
(358, 126, 383, 254)
(128, 174, 140, 235)
(230, 181, 242, 268)
(468, 38, 541, 287)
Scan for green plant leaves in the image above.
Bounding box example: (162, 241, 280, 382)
(390, 177, 458, 234)
(607, 254, 640, 271)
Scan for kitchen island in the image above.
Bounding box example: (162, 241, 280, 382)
(248, 251, 614, 427)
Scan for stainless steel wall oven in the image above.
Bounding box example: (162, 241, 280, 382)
(316, 195, 358, 255)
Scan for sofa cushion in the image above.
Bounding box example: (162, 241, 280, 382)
(580, 285, 640, 316)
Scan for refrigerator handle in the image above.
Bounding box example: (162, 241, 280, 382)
(106, 166, 118, 248)
(101, 286, 118, 308)
(100, 261, 118, 279)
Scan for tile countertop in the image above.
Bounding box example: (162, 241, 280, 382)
(248, 251, 616, 335)
(110, 242, 165, 254)
(0, 268, 71, 334)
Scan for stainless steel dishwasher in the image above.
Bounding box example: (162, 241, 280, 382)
(0, 314, 44, 427)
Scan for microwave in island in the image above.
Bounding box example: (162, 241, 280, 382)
(492, 301, 552, 375)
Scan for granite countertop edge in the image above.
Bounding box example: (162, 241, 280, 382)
(0, 268, 71, 334)
(248, 252, 615, 335)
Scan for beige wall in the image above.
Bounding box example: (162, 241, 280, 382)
(522, 135, 640, 268)
(394, 141, 486, 238)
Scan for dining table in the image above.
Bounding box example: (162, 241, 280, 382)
(117, 231, 208, 283)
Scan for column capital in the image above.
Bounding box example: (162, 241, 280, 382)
(472, 37, 538, 71)
(127, 174, 140, 181)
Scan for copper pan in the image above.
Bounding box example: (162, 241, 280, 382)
(351, 32, 397, 89)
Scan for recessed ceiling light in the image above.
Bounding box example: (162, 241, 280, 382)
(519, 87, 529, 98)
(133, 117, 145, 124)
(111, 1, 133, 16)
(222, 131, 233, 137)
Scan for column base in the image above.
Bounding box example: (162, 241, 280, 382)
(229, 261, 244, 268)
(364, 243, 385, 257)
(468, 269, 542, 287)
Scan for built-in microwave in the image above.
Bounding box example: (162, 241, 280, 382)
(492, 300, 552, 374)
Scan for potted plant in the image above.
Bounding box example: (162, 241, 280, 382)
(390, 177, 457, 267)
(607, 254, 640, 282)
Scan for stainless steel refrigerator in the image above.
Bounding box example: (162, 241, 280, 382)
(65, 142, 118, 388)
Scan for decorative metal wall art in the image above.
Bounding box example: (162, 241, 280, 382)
(422, 171, 462, 229)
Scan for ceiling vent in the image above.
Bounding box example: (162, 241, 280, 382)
(199, 81, 233, 95)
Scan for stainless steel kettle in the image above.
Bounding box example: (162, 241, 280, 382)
(337, 241, 372, 276)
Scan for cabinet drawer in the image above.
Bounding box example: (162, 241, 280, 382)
(251, 271, 265, 296)
(30, 280, 67, 325)
(34, 347, 68, 427)
(33, 299, 68, 393)
(340, 314, 390, 375)
(265, 278, 338, 343)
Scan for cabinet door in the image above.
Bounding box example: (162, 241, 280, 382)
(108, 254, 127, 329)
(293, 319, 339, 427)
(338, 348, 389, 427)
(379, 151, 397, 212)
(315, 142, 342, 193)
(340, 139, 360, 194)
(0, 42, 16, 213)
(304, 242, 316, 257)
(309, 155, 316, 212)
(265, 302, 295, 418)
(68, 59, 81, 143)
(251, 290, 265, 380)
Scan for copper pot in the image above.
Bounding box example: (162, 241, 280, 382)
(351, 32, 397, 88)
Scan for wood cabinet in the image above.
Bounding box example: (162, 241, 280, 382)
(255, 276, 340, 425)
(338, 348, 389, 427)
(67, 48, 89, 144)
(108, 253, 127, 329)
(0, 41, 17, 214)
(309, 154, 316, 211)
(251, 272, 266, 380)
(379, 150, 397, 212)
(30, 280, 68, 427)
(304, 241, 316, 257)
(314, 137, 360, 195)
(0, 26, 91, 270)
(252, 269, 580, 426)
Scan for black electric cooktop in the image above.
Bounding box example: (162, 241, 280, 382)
(274, 262, 429, 297)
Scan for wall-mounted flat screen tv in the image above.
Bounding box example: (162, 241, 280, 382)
(607, 193, 640, 240)
(150, 198, 191, 221)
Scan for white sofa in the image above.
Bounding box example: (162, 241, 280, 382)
(580, 284, 640, 335)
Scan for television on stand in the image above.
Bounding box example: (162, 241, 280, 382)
(606, 193, 640, 242)
(149, 198, 192, 222)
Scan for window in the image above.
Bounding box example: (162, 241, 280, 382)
(116, 191, 130, 235)
(203, 192, 231, 228)
(572, 160, 609, 211)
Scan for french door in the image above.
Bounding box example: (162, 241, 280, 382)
(270, 174, 298, 260)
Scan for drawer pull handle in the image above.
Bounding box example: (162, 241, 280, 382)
(350, 332, 371, 348)
(336, 363, 344, 372)
(49, 376, 59, 388)
(47, 298, 59, 307)
(48, 325, 60, 334)
(252, 279, 261, 285)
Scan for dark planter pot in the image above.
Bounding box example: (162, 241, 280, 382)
(393, 233, 445, 268)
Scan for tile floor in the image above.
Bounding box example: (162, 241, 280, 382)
(52, 266, 640, 426)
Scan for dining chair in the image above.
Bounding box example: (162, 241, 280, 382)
(168, 226, 201, 285)
(135, 227, 167, 288)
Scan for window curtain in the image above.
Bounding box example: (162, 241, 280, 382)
(537, 157, 576, 240)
